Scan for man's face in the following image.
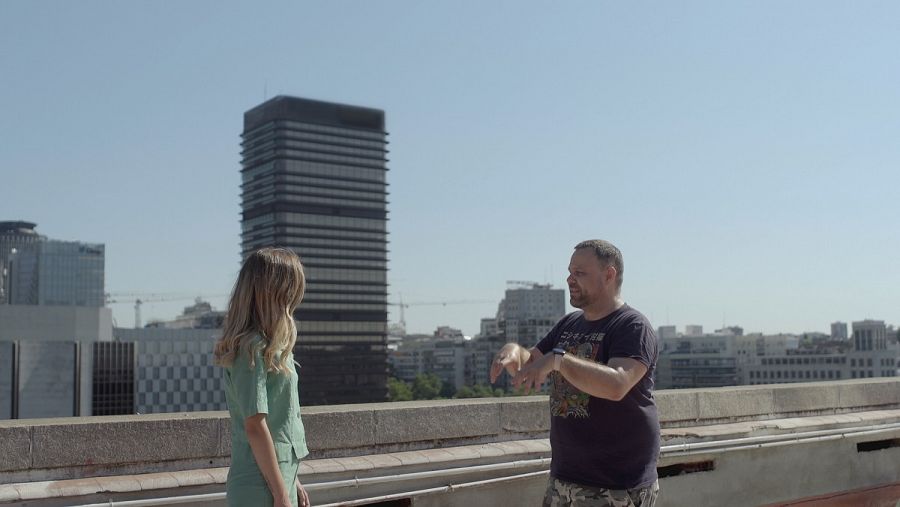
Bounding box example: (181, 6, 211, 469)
(567, 248, 610, 309)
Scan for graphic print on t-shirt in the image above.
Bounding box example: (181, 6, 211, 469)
(549, 330, 604, 418)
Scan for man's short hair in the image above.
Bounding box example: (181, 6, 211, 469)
(574, 240, 623, 289)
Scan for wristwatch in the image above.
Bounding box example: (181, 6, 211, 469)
(552, 347, 566, 371)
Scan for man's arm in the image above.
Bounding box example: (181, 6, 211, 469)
(512, 353, 647, 401)
(558, 356, 647, 401)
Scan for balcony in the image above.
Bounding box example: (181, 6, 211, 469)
(1, 378, 899, 506)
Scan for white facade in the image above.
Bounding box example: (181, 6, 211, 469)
(685, 325, 703, 336)
(497, 283, 565, 345)
(0, 304, 112, 342)
(660, 331, 898, 389)
(658, 325, 677, 340)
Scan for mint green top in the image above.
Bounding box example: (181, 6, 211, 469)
(224, 336, 309, 468)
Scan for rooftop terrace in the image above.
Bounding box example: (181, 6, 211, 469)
(1, 378, 899, 506)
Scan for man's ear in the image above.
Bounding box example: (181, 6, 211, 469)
(606, 265, 618, 286)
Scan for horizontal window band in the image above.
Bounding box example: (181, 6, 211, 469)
(242, 123, 388, 144)
(241, 225, 389, 238)
(241, 143, 388, 165)
(294, 309, 388, 321)
(242, 121, 387, 143)
(242, 153, 388, 172)
(243, 178, 388, 196)
(303, 262, 388, 274)
(240, 135, 388, 156)
(242, 168, 389, 187)
(242, 191, 389, 206)
(241, 150, 390, 171)
(247, 224, 390, 236)
(242, 202, 388, 221)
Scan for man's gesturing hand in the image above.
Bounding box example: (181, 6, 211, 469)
(511, 352, 554, 392)
(490, 343, 531, 384)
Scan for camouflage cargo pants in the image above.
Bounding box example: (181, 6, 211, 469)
(542, 477, 659, 507)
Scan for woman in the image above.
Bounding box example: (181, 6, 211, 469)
(214, 248, 311, 507)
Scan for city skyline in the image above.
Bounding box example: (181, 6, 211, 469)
(2, 1, 898, 337)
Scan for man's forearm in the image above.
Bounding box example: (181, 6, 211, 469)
(558, 355, 632, 401)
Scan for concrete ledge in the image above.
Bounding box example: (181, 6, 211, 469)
(1, 379, 898, 484)
(838, 379, 900, 407)
(657, 379, 900, 426)
(698, 386, 776, 420)
(773, 383, 841, 413)
(375, 400, 499, 444)
(31, 414, 221, 468)
(0, 426, 31, 472)
(3, 409, 898, 506)
(499, 397, 550, 433)
(303, 405, 375, 450)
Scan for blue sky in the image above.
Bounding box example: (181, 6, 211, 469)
(2, 1, 898, 336)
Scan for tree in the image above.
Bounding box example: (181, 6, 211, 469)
(455, 386, 477, 398)
(387, 377, 413, 402)
(454, 384, 508, 399)
(412, 373, 442, 400)
(440, 382, 457, 399)
(472, 384, 497, 397)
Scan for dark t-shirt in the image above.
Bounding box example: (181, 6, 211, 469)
(536, 305, 660, 489)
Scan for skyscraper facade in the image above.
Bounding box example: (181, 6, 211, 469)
(1, 221, 105, 307)
(0, 221, 42, 304)
(10, 240, 105, 307)
(240, 96, 389, 405)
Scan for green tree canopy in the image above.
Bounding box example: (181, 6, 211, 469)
(387, 377, 413, 402)
(412, 373, 442, 400)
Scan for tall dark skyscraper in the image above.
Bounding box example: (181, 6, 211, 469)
(240, 96, 389, 405)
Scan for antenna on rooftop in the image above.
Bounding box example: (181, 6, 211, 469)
(135, 299, 142, 329)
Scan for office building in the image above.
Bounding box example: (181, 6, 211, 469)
(495, 282, 565, 344)
(658, 325, 677, 340)
(240, 96, 389, 405)
(657, 335, 739, 389)
(4, 226, 104, 307)
(388, 329, 511, 393)
(831, 321, 849, 340)
(0, 221, 42, 304)
(685, 325, 703, 336)
(0, 304, 113, 342)
(852, 320, 887, 351)
(0, 340, 131, 419)
(1, 327, 228, 419)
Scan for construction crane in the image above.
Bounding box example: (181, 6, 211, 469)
(386, 295, 493, 335)
(105, 292, 228, 328)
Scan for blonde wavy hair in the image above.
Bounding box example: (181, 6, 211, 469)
(213, 247, 305, 373)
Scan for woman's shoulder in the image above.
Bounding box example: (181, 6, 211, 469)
(230, 334, 265, 366)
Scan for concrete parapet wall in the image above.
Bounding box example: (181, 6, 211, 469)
(655, 378, 900, 426)
(1, 378, 898, 484)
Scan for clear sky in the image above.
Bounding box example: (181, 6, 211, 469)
(2, 1, 898, 336)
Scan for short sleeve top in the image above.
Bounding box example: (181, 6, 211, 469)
(224, 335, 309, 462)
(535, 307, 660, 489)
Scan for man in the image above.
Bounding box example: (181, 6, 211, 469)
(490, 240, 660, 507)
